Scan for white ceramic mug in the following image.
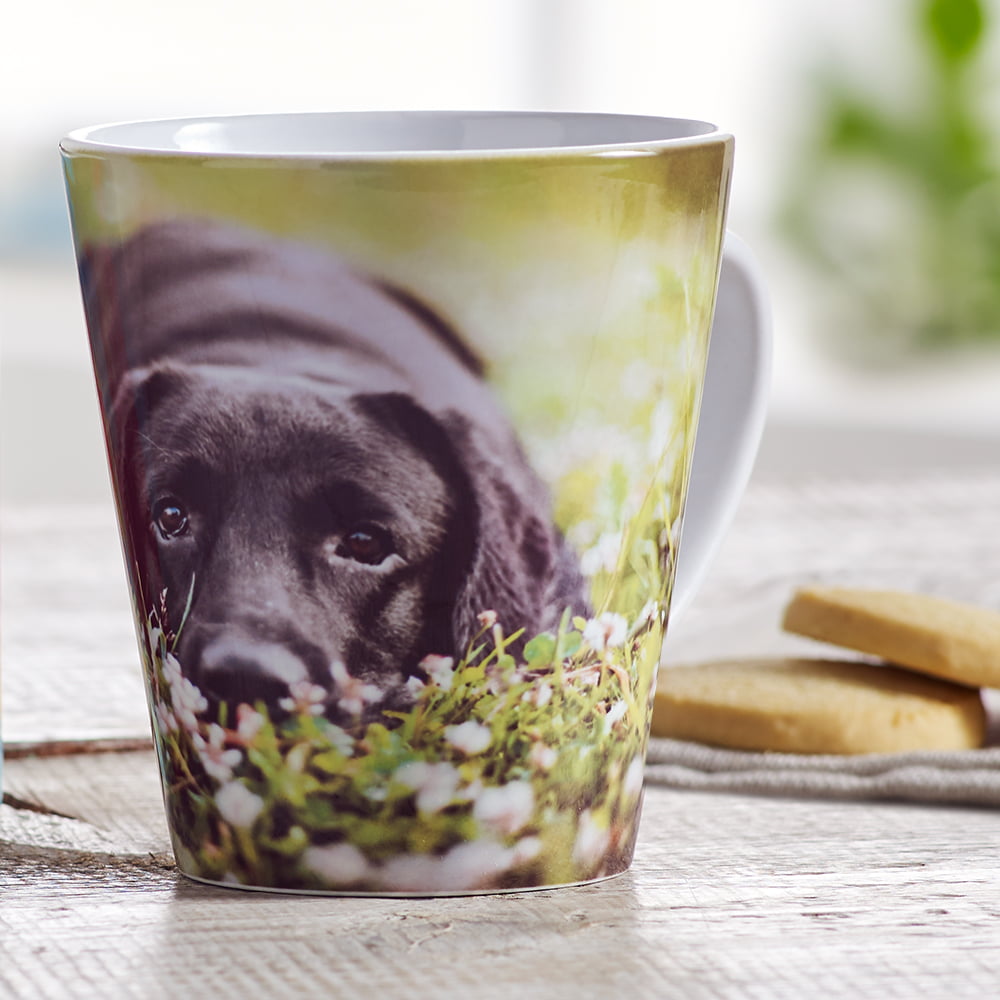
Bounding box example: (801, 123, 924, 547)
(62, 111, 769, 894)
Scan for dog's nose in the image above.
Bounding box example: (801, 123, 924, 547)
(197, 635, 312, 707)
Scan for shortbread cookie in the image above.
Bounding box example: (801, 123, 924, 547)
(782, 586, 1000, 689)
(650, 658, 985, 754)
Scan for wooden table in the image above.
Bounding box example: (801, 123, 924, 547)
(3, 420, 1000, 998)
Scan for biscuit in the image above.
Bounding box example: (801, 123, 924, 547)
(650, 658, 986, 754)
(782, 586, 1000, 689)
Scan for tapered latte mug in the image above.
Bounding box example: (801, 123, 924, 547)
(62, 111, 769, 894)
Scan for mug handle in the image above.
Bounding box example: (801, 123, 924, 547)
(669, 231, 772, 619)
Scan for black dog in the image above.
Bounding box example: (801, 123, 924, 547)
(79, 219, 587, 721)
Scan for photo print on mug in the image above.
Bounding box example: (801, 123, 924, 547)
(63, 118, 731, 893)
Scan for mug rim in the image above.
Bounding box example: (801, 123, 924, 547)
(60, 109, 728, 161)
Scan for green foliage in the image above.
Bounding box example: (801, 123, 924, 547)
(144, 595, 663, 892)
(779, 0, 1000, 361)
(924, 0, 985, 64)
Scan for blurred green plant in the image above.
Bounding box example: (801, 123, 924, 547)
(779, 0, 1000, 362)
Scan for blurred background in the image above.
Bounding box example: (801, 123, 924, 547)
(3, 0, 1000, 507)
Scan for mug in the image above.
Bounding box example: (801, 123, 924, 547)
(61, 111, 769, 895)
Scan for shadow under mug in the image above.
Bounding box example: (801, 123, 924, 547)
(61, 111, 769, 895)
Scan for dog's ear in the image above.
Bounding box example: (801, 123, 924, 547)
(354, 391, 580, 656)
(438, 412, 575, 652)
(77, 240, 130, 414)
(105, 365, 194, 612)
(352, 392, 479, 656)
(108, 364, 192, 462)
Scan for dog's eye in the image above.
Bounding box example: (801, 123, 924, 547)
(338, 525, 392, 565)
(154, 498, 190, 539)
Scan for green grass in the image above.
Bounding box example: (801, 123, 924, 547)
(145, 596, 664, 892)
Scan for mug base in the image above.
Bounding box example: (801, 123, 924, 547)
(176, 865, 630, 898)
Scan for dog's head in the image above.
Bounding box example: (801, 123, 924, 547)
(110, 362, 581, 722)
(84, 219, 589, 724)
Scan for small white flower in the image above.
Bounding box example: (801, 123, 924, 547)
(583, 612, 628, 652)
(279, 680, 328, 716)
(162, 652, 184, 687)
(623, 756, 645, 799)
(488, 663, 524, 695)
(419, 654, 456, 691)
(173, 682, 209, 731)
(522, 682, 553, 708)
(154, 701, 178, 734)
(456, 777, 484, 802)
(322, 722, 356, 757)
(193, 723, 243, 782)
(436, 839, 515, 891)
(215, 782, 264, 829)
(444, 721, 492, 756)
(573, 809, 611, 868)
(619, 358, 661, 399)
(378, 836, 538, 893)
(175, 708, 200, 733)
(303, 843, 370, 886)
(635, 599, 663, 631)
(569, 664, 602, 688)
(405, 675, 427, 697)
(163, 654, 208, 729)
(235, 704, 266, 743)
(605, 700, 628, 727)
(512, 836, 543, 866)
(477, 609, 498, 629)
(580, 532, 623, 577)
(146, 620, 165, 657)
(529, 742, 558, 772)
(330, 661, 383, 716)
(379, 852, 442, 893)
(395, 760, 461, 814)
(473, 781, 535, 837)
(648, 398, 677, 462)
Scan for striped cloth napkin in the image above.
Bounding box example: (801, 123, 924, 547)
(645, 737, 1000, 807)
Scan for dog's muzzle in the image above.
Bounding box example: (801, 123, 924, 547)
(193, 633, 313, 707)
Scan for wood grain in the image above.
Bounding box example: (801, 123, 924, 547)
(2, 750, 999, 999)
(5, 452, 1000, 997)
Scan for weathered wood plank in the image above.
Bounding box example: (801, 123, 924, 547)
(2, 752, 999, 999)
(0, 505, 146, 745)
(1, 750, 169, 857)
(4, 453, 1000, 997)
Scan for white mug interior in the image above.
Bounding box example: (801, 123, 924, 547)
(62, 110, 722, 158)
